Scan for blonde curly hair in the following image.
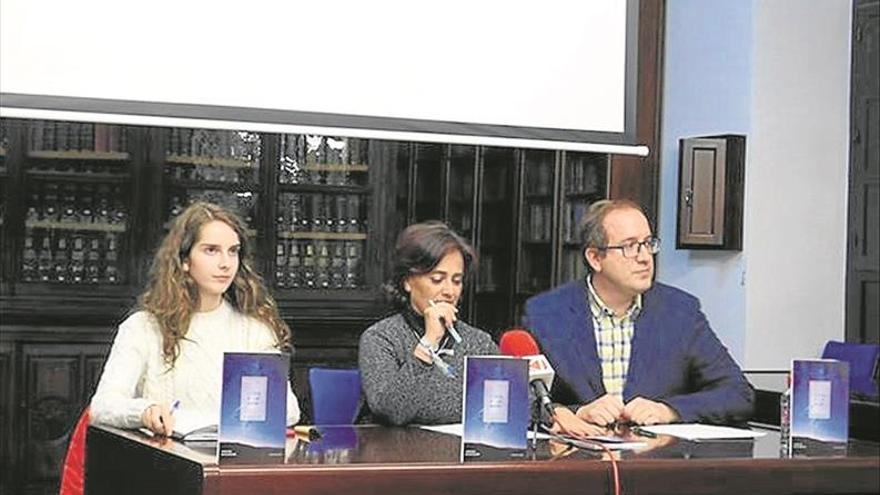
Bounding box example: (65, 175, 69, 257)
(138, 201, 290, 366)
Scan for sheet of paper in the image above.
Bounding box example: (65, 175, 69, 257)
(639, 423, 766, 441)
(560, 435, 647, 451)
(171, 409, 217, 440)
(420, 424, 647, 449)
(420, 423, 552, 440)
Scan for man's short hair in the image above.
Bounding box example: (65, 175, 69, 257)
(578, 199, 646, 273)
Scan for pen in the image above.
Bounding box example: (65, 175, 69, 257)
(631, 426, 658, 439)
(287, 425, 322, 441)
(157, 400, 180, 435)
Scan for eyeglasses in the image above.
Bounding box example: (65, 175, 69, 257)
(597, 237, 661, 259)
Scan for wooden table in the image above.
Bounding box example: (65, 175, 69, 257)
(85, 424, 880, 495)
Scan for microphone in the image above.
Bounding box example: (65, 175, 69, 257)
(499, 329, 556, 423)
(429, 299, 462, 344)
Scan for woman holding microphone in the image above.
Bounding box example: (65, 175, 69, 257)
(359, 221, 498, 425)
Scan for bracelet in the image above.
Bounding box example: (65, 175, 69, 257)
(415, 340, 435, 364)
(416, 337, 455, 378)
(418, 336, 439, 353)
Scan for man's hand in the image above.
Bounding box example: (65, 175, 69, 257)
(621, 397, 679, 425)
(141, 403, 175, 436)
(550, 407, 607, 439)
(575, 394, 625, 426)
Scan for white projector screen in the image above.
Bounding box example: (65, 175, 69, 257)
(0, 0, 645, 154)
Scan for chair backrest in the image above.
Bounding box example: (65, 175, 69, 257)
(59, 407, 90, 495)
(821, 341, 880, 400)
(308, 368, 362, 425)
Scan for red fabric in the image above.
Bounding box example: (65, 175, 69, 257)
(59, 407, 90, 495)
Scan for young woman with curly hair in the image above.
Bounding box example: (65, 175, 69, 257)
(90, 201, 300, 435)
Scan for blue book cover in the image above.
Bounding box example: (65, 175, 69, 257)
(218, 352, 289, 464)
(790, 359, 849, 456)
(461, 356, 529, 462)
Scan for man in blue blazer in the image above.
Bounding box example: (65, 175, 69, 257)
(523, 200, 753, 434)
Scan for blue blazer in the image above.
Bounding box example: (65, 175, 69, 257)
(522, 281, 754, 424)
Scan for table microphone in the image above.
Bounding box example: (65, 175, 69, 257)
(499, 329, 557, 422)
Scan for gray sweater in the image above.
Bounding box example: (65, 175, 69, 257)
(359, 313, 499, 426)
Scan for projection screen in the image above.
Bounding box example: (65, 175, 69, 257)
(0, 0, 646, 155)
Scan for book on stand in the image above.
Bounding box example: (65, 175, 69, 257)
(789, 359, 850, 457)
(460, 356, 529, 462)
(217, 352, 290, 464)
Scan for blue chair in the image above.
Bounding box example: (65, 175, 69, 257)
(308, 368, 362, 425)
(821, 341, 880, 400)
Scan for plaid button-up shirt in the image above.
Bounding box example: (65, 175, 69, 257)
(586, 276, 642, 399)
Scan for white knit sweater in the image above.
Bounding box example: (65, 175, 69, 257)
(90, 299, 301, 428)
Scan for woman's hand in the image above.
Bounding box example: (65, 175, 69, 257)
(141, 403, 175, 436)
(421, 299, 458, 347)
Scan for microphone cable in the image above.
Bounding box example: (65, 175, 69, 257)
(541, 426, 622, 495)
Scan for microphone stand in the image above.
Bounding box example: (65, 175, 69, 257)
(531, 400, 540, 451)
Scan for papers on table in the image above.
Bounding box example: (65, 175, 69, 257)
(170, 409, 218, 441)
(136, 409, 217, 441)
(553, 434, 646, 451)
(423, 423, 765, 447)
(419, 424, 646, 450)
(639, 423, 766, 441)
(421, 423, 551, 440)
(420, 423, 465, 437)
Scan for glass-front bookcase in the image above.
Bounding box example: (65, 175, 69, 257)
(517, 149, 557, 297)
(396, 143, 609, 335)
(19, 121, 136, 291)
(559, 152, 608, 283)
(0, 117, 610, 330)
(275, 134, 370, 292)
(0, 118, 390, 321)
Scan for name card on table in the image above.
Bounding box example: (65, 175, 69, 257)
(218, 352, 289, 464)
(461, 356, 529, 462)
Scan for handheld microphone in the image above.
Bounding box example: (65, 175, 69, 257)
(499, 329, 556, 423)
(428, 300, 463, 344)
(438, 316, 463, 344)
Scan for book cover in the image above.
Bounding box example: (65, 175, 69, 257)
(218, 352, 289, 464)
(461, 356, 529, 462)
(790, 359, 849, 456)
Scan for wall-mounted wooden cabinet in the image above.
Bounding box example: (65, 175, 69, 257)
(676, 135, 745, 250)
